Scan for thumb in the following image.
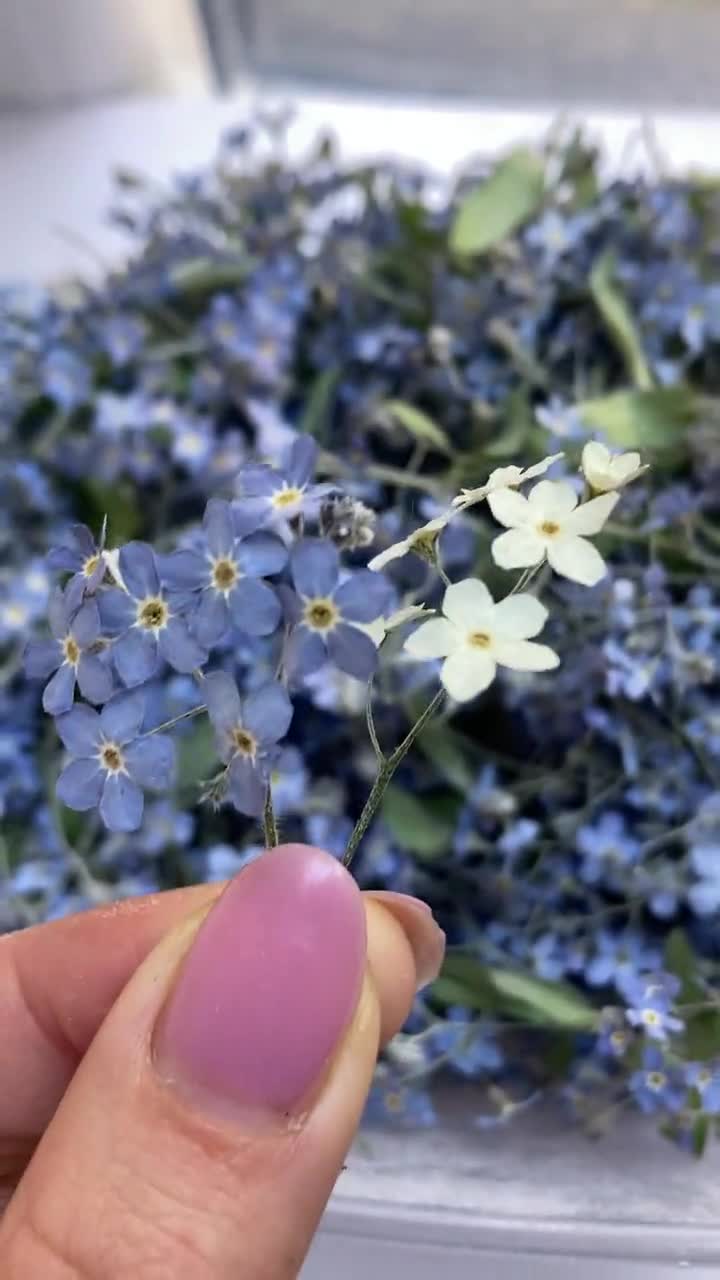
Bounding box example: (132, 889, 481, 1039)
(0, 845, 444, 1279)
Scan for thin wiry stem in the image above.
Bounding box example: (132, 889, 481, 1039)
(365, 679, 386, 764)
(263, 786, 279, 848)
(140, 704, 206, 738)
(343, 688, 445, 867)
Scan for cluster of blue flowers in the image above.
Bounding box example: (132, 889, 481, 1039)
(2, 121, 720, 1150)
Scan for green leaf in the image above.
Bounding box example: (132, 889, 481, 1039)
(664, 928, 702, 1002)
(484, 387, 533, 458)
(692, 1114, 711, 1159)
(488, 967, 598, 1030)
(685, 1011, 720, 1060)
(578, 387, 696, 450)
(168, 256, 252, 295)
(300, 368, 339, 443)
(432, 954, 597, 1029)
(78, 480, 142, 543)
(416, 725, 476, 792)
(589, 250, 653, 390)
(379, 400, 452, 454)
(177, 719, 217, 792)
(450, 148, 545, 256)
(381, 786, 455, 858)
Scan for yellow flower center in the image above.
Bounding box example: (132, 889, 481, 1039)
(383, 1091, 405, 1113)
(641, 1010, 661, 1027)
(231, 727, 256, 757)
(83, 554, 101, 578)
(272, 486, 303, 510)
(468, 631, 492, 649)
(137, 597, 169, 630)
(304, 598, 339, 631)
(212, 558, 238, 591)
(63, 636, 80, 666)
(646, 1071, 666, 1091)
(101, 742, 124, 773)
(540, 520, 560, 537)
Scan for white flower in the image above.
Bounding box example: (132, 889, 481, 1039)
(404, 578, 559, 702)
(581, 441, 645, 493)
(488, 479, 619, 587)
(368, 513, 451, 571)
(361, 605, 435, 647)
(452, 452, 564, 510)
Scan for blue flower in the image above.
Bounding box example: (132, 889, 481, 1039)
(55, 691, 174, 832)
(364, 1070, 437, 1129)
(160, 499, 285, 646)
(621, 972, 684, 1041)
(237, 435, 333, 523)
(41, 348, 91, 410)
(584, 928, 662, 990)
(98, 313, 146, 366)
(684, 1062, 720, 1115)
(98, 542, 207, 686)
(430, 1008, 504, 1078)
(629, 1046, 686, 1116)
(204, 842, 263, 881)
(24, 586, 114, 714)
(132, 800, 194, 856)
(268, 745, 308, 816)
(576, 811, 640, 888)
(47, 523, 107, 605)
(0, 561, 51, 640)
(284, 538, 393, 682)
(204, 670, 293, 816)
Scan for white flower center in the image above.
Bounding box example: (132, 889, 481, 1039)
(63, 635, 80, 666)
(272, 485, 303, 510)
(99, 741, 125, 773)
(468, 630, 493, 650)
(137, 597, 169, 631)
(231, 726, 257, 758)
(211, 557, 238, 592)
(83, 554, 101, 578)
(646, 1071, 666, 1092)
(539, 519, 561, 537)
(304, 597, 339, 632)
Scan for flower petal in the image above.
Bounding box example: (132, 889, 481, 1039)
(192, 590, 230, 647)
(57, 758, 104, 810)
(547, 535, 608, 586)
(203, 498, 235, 558)
(404, 617, 458, 659)
(564, 491, 619, 536)
(118, 542, 159, 600)
(581, 441, 610, 474)
(55, 704, 102, 755)
(97, 588, 136, 635)
(443, 578, 494, 627)
(159, 549, 208, 592)
(232, 498, 270, 537)
(492, 593, 548, 639)
(24, 638, 61, 679)
(100, 772, 144, 832)
(367, 540, 409, 571)
(228, 755, 267, 817)
(113, 627, 159, 686)
(441, 650, 496, 701)
(285, 626, 327, 679)
(100, 690, 145, 744)
(236, 531, 288, 578)
(125, 734, 175, 790)
(158, 616, 208, 673)
(42, 662, 77, 716)
(495, 638, 560, 671)
(527, 479, 578, 517)
(335, 571, 394, 623)
(70, 598, 101, 648)
(228, 577, 281, 636)
(327, 623, 378, 680)
(243, 681, 293, 745)
(203, 671, 243, 734)
(290, 538, 339, 598)
(491, 527, 546, 570)
(286, 435, 317, 487)
(76, 653, 115, 704)
(487, 488, 530, 528)
(48, 586, 70, 639)
(239, 465, 277, 499)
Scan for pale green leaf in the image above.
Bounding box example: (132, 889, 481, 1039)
(417, 725, 476, 792)
(381, 785, 455, 858)
(380, 400, 452, 453)
(450, 148, 545, 256)
(488, 967, 598, 1030)
(589, 251, 653, 390)
(578, 388, 696, 450)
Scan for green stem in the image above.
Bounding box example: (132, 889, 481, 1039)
(263, 786, 279, 848)
(343, 688, 445, 867)
(365, 680, 385, 764)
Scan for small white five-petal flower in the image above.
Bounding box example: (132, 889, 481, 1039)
(452, 452, 564, 511)
(581, 441, 646, 493)
(404, 578, 559, 702)
(368, 513, 451, 571)
(488, 479, 618, 587)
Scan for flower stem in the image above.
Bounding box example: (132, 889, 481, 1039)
(263, 786, 279, 848)
(141, 704, 206, 737)
(343, 688, 445, 867)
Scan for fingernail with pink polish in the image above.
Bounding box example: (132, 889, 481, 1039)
(368, 891, 446, 989)
(155, 844, 366, 1116)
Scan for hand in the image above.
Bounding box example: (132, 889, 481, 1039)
(0, 844, 444, 1278)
